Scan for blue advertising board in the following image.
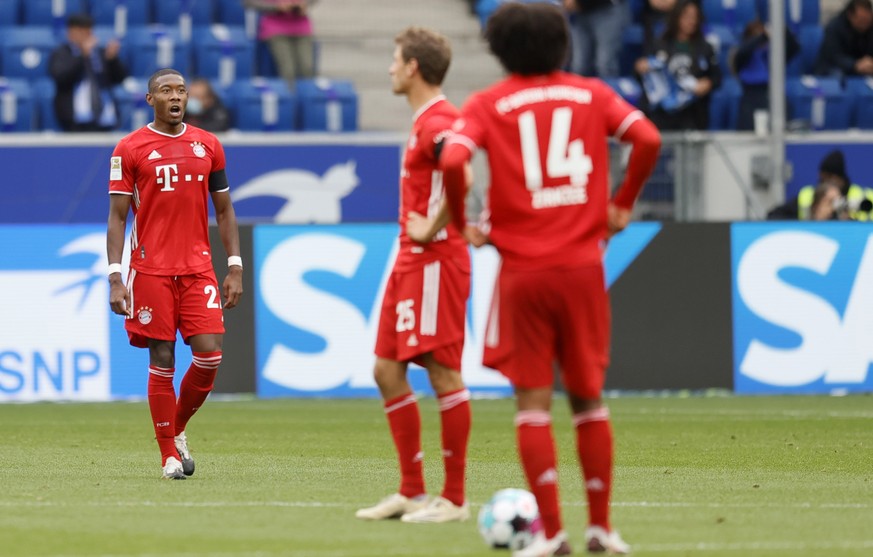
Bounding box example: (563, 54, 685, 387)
(0, 225, 191, 400)
(732, 222, 873, 394)
(0, 139, 402, 224)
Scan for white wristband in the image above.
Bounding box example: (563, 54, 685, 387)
(228, 256, 243, 268)
(107, 263, 123, 276)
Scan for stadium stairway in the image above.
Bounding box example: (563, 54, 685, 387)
(310, 0, 503, 131)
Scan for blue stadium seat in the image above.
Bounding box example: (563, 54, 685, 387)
(703, 24, 737, 74)
(22, 0, 87, 26)
(0, 26, 56, 79)
(701, 0, 757, 31)
(846, 77, 873, 129)
(192, 25, 255, 88)
(216, 0, 250, 26)
(154, 0, 215, 28)
(786, 76, 851, 130)
(758, 0, 819, 29)
(227, 77, 296, 131)
(31, 77, 60, 131)
(797, 25, 822, 76)
(255, 40, 278, 77)
(296, 78, 358, 132)
(113, 77, 152, 131)
(603, 76, 643, 107)
(0, 0, 20, 27)
(708, 76, 742, 130)
(92, 25, 129, 64)
(126, 25, 192, 78)
(90, 0, 151, 35)
(619, 24, 644, 77)
(0, 77, 35, 132)
(628, 0, 645, 24)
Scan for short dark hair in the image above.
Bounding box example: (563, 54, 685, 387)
(394, 26, 452, 86)
(484, 2, 569, 75)
(148, 69, 185, 93)
(848, 0, 873, 14)
(66, 13, 93, 28)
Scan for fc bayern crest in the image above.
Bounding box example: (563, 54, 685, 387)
(137, 306, 153, 325)
(191, 142, 206, 158)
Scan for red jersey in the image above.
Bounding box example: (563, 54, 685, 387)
(449, 72, 645, 270)
(108, 124, 227, 276)
(395, 95, 469, 273)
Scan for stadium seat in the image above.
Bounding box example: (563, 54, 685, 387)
(758, 0, 819, 29)
(113, 77, 151, 131)
(708, 76, 742, 130)
(32, 77, 60, 131)
(0, 0, 20, 27)
(703, 24, 737, 75)
(192, 25, 255, 88)
(794, 25, 823, 77)
(619, 24, 644, 78)
(603, 76, 643, 107)
(786, 76, 851, 130)
(215, 0, 254, 27)
(296, 78, 358, 132)
(227, 77, 296, 131)
(90, 0, 151, 36)
(92, 25, 129, 63)
(846, 77, 873, 129)
(0, 77, 35, 132)
(627, 0, 645, 24)
(255, 40, 278, 77)
(154, 0, 215, 38)
(0, 26, 56, 79)
(126, 25, 192, 78)
(22, 0, 87, 27)
(701, 0, 757, 32)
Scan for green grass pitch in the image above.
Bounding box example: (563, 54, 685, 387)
(1, 395, 871, 556)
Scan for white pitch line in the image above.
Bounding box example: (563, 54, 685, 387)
(635, 540, 873, 552)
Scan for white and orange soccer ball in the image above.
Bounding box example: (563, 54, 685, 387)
(477, 488, 542, 550)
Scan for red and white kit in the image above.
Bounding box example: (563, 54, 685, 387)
(375, 95, 471, 370)
(109, 123, 227, 347)
(446, 73, 655, 394)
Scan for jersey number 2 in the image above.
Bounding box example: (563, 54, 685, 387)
(518, 107, 593, 191)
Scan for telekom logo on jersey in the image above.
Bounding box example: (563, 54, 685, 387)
(155, 164, 206, 192)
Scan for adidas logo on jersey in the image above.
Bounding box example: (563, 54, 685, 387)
(148, 150, 162, 160)
(407, 334, 419, 347)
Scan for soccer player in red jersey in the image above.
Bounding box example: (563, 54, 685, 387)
(355, 27, 472, 523)
(441, 3, 662, 555)
(106, 69, 243, 480)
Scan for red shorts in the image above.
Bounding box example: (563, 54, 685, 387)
(374, 258, 470, 370)
(483, 264, 610, 399)
(125, 269, 225, 348)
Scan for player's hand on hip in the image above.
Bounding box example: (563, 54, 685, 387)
(463, 224, 489, 247)
(406, 211, 435, 243)
(109, 282, 132, 317)
(223, 267, 243, 309)
(607, 203, 631, 238)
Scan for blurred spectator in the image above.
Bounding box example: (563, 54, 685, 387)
(563, 0, 630, 78)
(183, 78, 230, 132)
(244, 0, 317, 86)
(733, 20, 799, 131)
(635, 0, 721, 130)
(642, 0, 677, 52)
(814, 0, 873, 77)
(767, 149, 873, 220)
(48, 13, 127, 132)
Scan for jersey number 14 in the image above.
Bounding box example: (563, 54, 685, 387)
(518, 107, 593, 191)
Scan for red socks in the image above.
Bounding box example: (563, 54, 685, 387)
(516, 410, 562, 539)
(384, 393, 425, 498)
(574, 406, 614, 531)
(147, 365, 177, 465)
(438, 388, 471, 506)
(175, 351, 221, 435)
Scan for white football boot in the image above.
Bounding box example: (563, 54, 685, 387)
(174, 431, 195, 476)
(355, 493, 428, 520)
(513, 530, 572, 557)
(400, 496, 470, 523)
(161, 456, 186, 480)
(585, 526, 631, 554)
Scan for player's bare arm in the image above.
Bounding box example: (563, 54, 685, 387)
(107, 193, 132, 317)
(212, 190, 243, 309)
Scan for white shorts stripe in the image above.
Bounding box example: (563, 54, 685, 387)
(420, 261, 440, 336)
(485, 266, 500, 348)
(128, 268, 137, 317)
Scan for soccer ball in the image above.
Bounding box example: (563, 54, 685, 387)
(477, 488, 542, 550)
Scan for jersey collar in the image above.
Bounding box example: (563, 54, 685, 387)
(146, 122, 188, 138)
(412, 94, 446, 124)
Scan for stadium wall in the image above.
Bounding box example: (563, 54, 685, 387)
(2, 135, 873, 401)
